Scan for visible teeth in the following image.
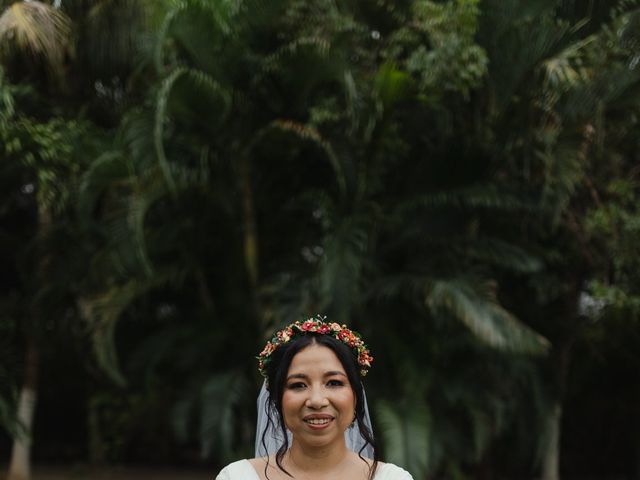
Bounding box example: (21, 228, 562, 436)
(306, 418, 331, 425)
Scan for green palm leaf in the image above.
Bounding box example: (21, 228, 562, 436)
(397, 184, 536, 213)
(155, 0, 233, 74)
(155, 66, 230, 191)
(77, 151, 129, 222)
(373, 63, 414, 111)
(460, 237, 543, 273)
(428, 277, 550, 354)
(198, 371, 249, 460)
(0, 1, 72, 72)
(256, 119, 346, 196)
(377, 399, 431, 479)
(172, 370, 249, 461)
(78, 272, 180, 385)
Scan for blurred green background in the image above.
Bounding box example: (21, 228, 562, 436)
(1, 0, 640, 479)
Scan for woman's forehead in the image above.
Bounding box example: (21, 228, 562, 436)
(288, 344, 345, 373)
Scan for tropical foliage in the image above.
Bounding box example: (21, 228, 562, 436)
(1, 0, 640, 479)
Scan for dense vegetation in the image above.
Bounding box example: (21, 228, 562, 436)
(1, 0, 640, 479)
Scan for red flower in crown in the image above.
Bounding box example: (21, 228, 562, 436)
(358, 351, 373, 367)
(338, 329, 352, 343)
(257, 315, 373, 378)
(317, 324, 330, 334)
(301, 320, 316, 331)
(260, 342, 276, 357)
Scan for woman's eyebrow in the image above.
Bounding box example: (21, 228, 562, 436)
(286, 371, 347, 380)
(324, 371, 347, 377)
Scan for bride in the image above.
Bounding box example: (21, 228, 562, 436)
(216, 316, 413, 480)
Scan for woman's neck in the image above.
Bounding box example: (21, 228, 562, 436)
(287, 438, 350, 475)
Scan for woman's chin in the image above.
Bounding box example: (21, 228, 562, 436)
(293, 429, 347, 449)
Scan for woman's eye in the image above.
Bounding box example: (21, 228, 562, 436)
(287, 382, 306, 390)
(327, 379, 345, 387)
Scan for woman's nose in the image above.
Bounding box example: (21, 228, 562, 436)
(305, 385, 329, 408)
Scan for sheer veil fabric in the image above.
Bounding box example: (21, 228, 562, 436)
(254, 381, 375, 458)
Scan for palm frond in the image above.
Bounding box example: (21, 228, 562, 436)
(317, 212, 373, 320)
(255, 36, 349, 114)
(373, 62, 414, 111)
(78, 272, 180, 385)
(376, 399, 431, 478)
(611, 0, 640, 19)
(198, 371, 249, 460)
(122, 108, 157, 170)
(128, 173, 163, 276)
(369, 273, 433, 305)
(461, 237, 543, 273)
(155, 0, 233, 74)
(542, 34, 594, 90)
(255, 119, 346, 196)
(128, 323, 195, 379)
(0, 1, 72, 71)
(0, 67, 15, 121)
(479, 0, 570, 112)
(77, 151, 129, 222)
(85, 149, 212, 280)
(396, 184, 536, 214)
(155, 66, 231, 191)
(113, 163, 206, 276)
(537, 139, 585, 225)
(259, 37, 332, 75)
(172, 370, 250, 461)
(428, 277, 550, 354)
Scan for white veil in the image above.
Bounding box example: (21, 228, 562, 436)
(254, 381, 375, 458)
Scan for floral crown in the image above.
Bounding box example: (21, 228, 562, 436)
(257, 315, 374, 378)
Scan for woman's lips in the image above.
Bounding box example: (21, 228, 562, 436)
(304, 418, 334, 429)
(303, 414, 335, 429)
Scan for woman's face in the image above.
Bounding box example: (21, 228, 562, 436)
(282, 343, 356, 449)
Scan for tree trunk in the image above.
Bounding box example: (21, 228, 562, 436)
(7, 341, 39, 480)
(540, 401, 562, 480)
(539, 341, 572, 480)
(239, 154, 258, 289)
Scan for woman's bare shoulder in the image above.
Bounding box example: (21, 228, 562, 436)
(348, 450, 384, 466)
(248, 456, 271, 468)
(248, 456, 284, 480)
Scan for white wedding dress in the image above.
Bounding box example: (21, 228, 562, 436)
(216, 459, 413, 479)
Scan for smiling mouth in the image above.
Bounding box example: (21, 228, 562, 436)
(304, 418, 334, 425)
